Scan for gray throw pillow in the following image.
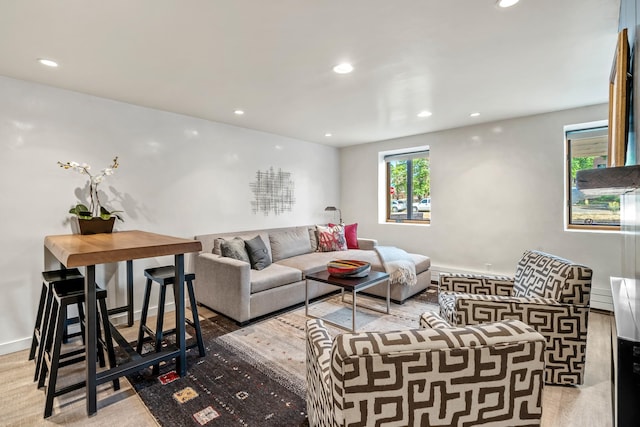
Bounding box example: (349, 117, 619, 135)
(220, 237, 250, 264)
(244, 235, 272, 270)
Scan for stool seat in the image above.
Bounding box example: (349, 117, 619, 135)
(42, 268, 84, 284)
(144, 266, 196, 284)
(136, 265, 205, 375)
(52, 280, 108, 299)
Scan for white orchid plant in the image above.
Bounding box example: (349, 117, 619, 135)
(57, 156, 123, 221)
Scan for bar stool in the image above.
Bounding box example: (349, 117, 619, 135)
(136, 266, 205, 374)
(38, 279, 120, 418)
(30, 268, 85, 382)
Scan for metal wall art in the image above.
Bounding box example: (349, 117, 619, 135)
(250, 167, 295, 215)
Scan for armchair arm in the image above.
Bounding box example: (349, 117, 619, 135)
(449, 293, 589, 384)
(194, 252, 252, 323)
(305, 319, 334, 427)
(419, 311, 450, 329)
(356, 238, 378, 250)
(449, 293, 589, 342)
(440, 272, 515, 296)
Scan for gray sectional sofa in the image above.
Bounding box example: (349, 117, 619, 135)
(193, 225, 431, 324)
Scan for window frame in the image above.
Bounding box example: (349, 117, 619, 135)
(384, 149, 431, 224)
(565, 122, 620, 232)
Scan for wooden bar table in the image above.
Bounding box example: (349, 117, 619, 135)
(44, 230, 202, 416)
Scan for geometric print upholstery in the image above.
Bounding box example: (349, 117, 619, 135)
(306, 319, 334, 427)
(306, 317, 546, 427)
(437, 291, 458, 325)
(439, 250, 592, 386)
(440, 273, 515, 296)
(514, 250, 592, 305)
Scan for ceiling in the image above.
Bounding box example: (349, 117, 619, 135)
(0, 0, 620, 147)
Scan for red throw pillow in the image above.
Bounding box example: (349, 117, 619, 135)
(329, 222, 359, 249)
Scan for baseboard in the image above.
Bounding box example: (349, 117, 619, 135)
(0, 337, 32, 356)
(590, 287, 613, 312)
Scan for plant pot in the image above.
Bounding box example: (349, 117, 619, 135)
(72, 216, 116, 235)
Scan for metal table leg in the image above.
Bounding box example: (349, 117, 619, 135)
(352, 290, 357, 332)
(85, 265, 97, 416)
(174, 255, 186, 377)
(126, 260, 134, 326)
(386, 280, 390, 313)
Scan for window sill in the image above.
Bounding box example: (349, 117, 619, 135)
(565, 224, 620, 233)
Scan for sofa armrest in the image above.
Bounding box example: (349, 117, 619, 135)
(305, 319, 334, 427)
(440, 272, 515, 296)
(356, 238, 378, 250)
(194, 252, 252, 323)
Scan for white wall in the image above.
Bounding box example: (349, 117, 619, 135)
(0, 76, 340, 355)
(340, 104, 619, 310)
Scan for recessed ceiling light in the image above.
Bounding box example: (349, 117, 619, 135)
(234, 109, 244, 115)
(417, 111, 433, 118)
(497, 0, 520, 8)
(37, 58, 58, 67)
(470, 112, 481, 117)
(325, 133, 332, 137)
(333, 63, 354, 74)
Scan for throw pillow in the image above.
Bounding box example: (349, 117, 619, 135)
(316, 224, 348, 252)
(245, 235, 272, 270)
(220, 237, 250, 264)
(329, 222, 359, 249)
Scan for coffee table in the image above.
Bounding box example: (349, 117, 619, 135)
(305, 270, 390, 332)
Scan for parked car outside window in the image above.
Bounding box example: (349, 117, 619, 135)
(391, 200, 407, 212)
(417, 198, 431, 211)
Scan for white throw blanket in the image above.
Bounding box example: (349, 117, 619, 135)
(374, 246, 417, 287)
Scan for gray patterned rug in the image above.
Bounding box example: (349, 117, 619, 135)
(127, 288, 439, 426)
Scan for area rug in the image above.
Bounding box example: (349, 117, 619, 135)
(127, 287, 438, 426)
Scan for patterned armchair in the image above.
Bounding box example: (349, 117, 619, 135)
(438, 249, 592, 385)
(306, 313, 546, 427)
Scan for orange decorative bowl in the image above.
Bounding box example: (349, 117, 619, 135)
(327, 260, 371, 278)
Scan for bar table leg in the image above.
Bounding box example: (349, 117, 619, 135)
(85, 265, 97, 416)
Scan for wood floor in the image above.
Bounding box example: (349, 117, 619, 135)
(0, 307, 614, 426)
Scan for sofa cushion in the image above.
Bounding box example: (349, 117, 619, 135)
(269, 228, 313, 262)
(250, 263, 302, 294)
(245, 235, 272, 270)
(276, 249, 383, 277)
(220, 237, 250, 264)
(408, 253, 431, 274)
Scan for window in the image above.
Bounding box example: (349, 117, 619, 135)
(566, 125, 620, 230)
(385, 149, 430, 223)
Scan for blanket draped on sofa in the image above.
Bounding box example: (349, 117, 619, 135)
(374, 246, 417, 286)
